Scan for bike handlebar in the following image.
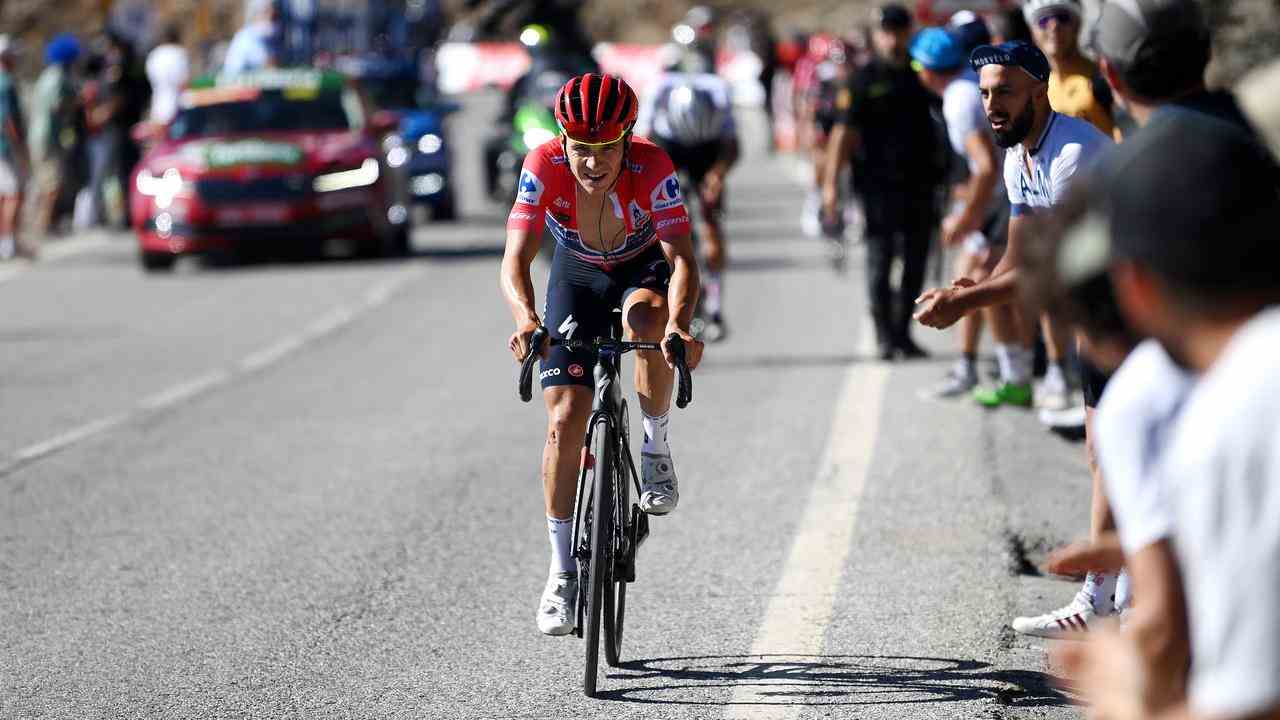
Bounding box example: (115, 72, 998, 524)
(518, 326, 549, 402)
(516, 327, 694, 408)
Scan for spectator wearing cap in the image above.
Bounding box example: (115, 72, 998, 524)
(822, 3, 950, 360)
(1023, 0, 1117, 137)
(916, 40, 1119, 637)
(29, 33, 84, 241)
(0, 35, 30, 260)
(1059, 109, 1280, 720)
(910, 27, 1023, 398)
(946, 10, 991, 81)
(1092, 0, 1254, 134)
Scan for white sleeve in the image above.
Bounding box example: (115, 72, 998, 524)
(1095, 386, 1174, 554)
(1003, 152, 1023, 206)
(1184, 432, 1280, 718)
(634, 77, 668, 138)
(1048, 143, 1083, 206)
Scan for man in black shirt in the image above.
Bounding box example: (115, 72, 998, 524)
(822, 3, 947, 360)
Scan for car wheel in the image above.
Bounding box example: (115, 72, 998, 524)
(140, 251, 176, 272)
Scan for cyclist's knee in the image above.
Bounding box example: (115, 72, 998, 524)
(623, 301, 665, 341)
(544, 387, 591, 444)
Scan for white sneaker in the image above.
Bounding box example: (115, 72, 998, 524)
(1011, 590, 1100, 639)
(932, 362, 978, 398)
(536, 571, 577, 636)
(1039, 405, 1087, 429)
(1037, 383, 1074, 411)
(640, 452, 679, 516)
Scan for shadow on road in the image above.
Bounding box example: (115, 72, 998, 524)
(698, 353, 867, 371)
(596, 654, 1071, 708)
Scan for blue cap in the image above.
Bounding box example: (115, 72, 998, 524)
(970, 40, 1051, 83)
(45, 33, 81, 65)
(909, 28, 966, 72)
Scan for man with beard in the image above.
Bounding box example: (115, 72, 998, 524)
(916, 40, 1115, 636)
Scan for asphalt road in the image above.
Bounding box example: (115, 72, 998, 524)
(1, 93, 1091, 719)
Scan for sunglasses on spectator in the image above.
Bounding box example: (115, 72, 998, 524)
(1036, 10, 1076, 28)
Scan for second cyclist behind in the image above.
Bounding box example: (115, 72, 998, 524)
(500, 73, 705, 636)
(635, 42, 740, 342)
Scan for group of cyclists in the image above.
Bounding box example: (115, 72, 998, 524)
(495, 4, 1280, 719)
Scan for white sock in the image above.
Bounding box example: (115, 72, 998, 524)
(1083, 571, 1117, 614)
(704, 271, 723, 316)
(1115, 568, 1132, 611)
(1044, 362, 1067, 392)
(995, 344, 1030, 385)
(547, 515, 575, 575)
(642, 411, 670, 456)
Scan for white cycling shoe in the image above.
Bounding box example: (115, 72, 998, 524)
(536, 571, 577, 636)
(639, 452, 680, 516)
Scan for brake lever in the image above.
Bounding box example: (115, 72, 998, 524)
(666, 333, 693, 409)
(518, 326, 549, 403)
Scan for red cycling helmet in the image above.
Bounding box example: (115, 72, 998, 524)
(554, 73, 638, 146)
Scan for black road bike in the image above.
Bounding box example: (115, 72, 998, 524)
(518, 314, 693, 698)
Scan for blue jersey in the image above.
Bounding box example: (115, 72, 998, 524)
(1004, 111, 1111, 216)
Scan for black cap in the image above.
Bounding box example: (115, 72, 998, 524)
(1100, 110, 1280, 293)
(877, 3, 913, 30)
(970, 40, 1051, 83)
(1092, 0, 1207, 69)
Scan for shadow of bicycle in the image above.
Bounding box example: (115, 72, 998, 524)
(596, 653, 1071, 709)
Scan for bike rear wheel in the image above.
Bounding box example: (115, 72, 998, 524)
(581, 417, 614, 698)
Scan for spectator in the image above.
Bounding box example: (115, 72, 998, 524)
(223, 0, 282, 76)
(0, 35, 29, 260)
(80, 32, 148, 229)
(1060, 109, 1280, 720)
(823, 3, 949, 360)
(28, 33, 83, 241)
(146, 24, 189, 126)
(1024, 0, 1115, 136)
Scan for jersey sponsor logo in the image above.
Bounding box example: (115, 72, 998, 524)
(627, 160, 644, 173)
(568, 364, 584, 378)
(517, 169, 545, 205)
(539, 368, 561, 380)
(553, 196, 571, 209)
(509, 210, 538, 222)
(650, 173, 684, 211)
(629, 200, 646, 226)
(550, 155, 568, 165)
(656, 216, 688, 230)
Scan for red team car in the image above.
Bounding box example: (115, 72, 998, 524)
(130, 69, 412, 271)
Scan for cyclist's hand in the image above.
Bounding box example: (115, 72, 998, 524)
(952, 276, 978, 290)
(701, 172, 724, 207)
(663, 326, 703, 371)
(508, 320, 544, 363)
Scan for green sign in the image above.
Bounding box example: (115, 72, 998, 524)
(204, 140, 303, 168)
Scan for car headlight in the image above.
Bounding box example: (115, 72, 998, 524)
(522, 127, 556, 150)
(314, 158, 380, 192)
(417, 133, 443, 155)
(136, 168, 191, 208)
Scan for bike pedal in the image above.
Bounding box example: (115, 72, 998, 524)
(630, 504, 650, 548)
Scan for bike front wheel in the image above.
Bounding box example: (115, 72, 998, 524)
(580, 416, 615, 698)
(603, 448, 628, 667)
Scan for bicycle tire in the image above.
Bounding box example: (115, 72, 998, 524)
(603, 448, 628, 666)
(581, 416, 614, 698)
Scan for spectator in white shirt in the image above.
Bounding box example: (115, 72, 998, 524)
(146, 25, 189, 125)
(223, 0, 280, 76)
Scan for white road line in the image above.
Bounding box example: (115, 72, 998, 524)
(724, 328, 889, 719)
(239, 334, 307, 372)
(139, 370, 233, 411)
(13, 413, 133, 463)
(3, 266, 424, 476)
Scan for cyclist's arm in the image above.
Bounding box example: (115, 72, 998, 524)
(500, 226, 541, 328)
(658, 231, 700, 335)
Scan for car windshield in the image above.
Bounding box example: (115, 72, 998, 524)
(169, 88, 364, 140)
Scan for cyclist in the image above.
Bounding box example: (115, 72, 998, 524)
(635, 50, 739, 342)
(499, 73, 705, 636)
(794, 34, 856, 240)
